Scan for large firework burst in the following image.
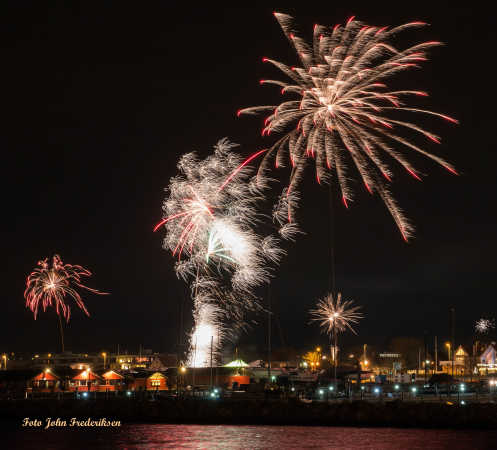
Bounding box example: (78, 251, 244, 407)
(24, 254, 107, 322)
(239, 13, 458, 240)
(310, 292, 363, 335)
(156, 139, 290, 366)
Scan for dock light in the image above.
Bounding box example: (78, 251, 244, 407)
(291, 387, 295, 392)
(374, 387, 380, 394)
(318, 389, 324, 395)
(271, 375, 276, 382)
(394, 384, 400, 390)
(210, 392, 215, 398)
(461, 400, 466, 405)
(360, 386, 365, 391)
(490, 380, 496, 386)
(411, 387, 417, 393)
(329, 386, 334, 391)
(126, 391, 131, 396)
(82, 392, 88, 398)
(460, 383, 465, 391)
(214, 388, 218, 394)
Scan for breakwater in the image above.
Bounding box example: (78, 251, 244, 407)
(2, 398, 496, 429)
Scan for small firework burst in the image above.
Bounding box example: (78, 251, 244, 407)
(310, 292, 363, 335)
(24, 254, 108, 322)
(475, 318, 495, 334)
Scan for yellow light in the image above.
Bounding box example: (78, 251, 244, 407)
(316, 347, 321, 352)
(102, 352, 107, 357)
(48, 353, 52, 358)
(180, 366, 186, 373)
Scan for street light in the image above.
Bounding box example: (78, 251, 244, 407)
(445, 342, 451, 360)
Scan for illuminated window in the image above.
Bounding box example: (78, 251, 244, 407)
(150, 379, 161, 387)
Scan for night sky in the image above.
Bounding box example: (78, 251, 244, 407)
(2, 2, 494, 356)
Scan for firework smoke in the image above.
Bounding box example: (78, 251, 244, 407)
(239, 13, 458, 241)
(24, 254, 108, 322)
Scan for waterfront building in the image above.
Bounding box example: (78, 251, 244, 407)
(477, 344, 497, 375)
(439, 345, 470, 376)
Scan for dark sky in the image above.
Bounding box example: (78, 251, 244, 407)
(2, 2, 494, 356)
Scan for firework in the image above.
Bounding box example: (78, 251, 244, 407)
(310, 292, 363, 335)
(475, 318, 495, 334)
(24, 254, 107, 322)
(239, 13, 458, 240)
(156, 138, 289, 367)
(188, 301, 224, 368)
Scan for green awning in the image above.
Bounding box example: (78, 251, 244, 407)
(223, 359, 249, 368)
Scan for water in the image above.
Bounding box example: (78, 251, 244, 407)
(4, 424, 497, 449)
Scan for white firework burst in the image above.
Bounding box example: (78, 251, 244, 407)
(310, 292, 363, 335)
(239, 13, 458, 241)
(157, 138, 290, 367)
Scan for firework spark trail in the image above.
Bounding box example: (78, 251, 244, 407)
(238, 12, 458, 240)
(24, 254, 108, 322)
(309, 292, 363, 335)
(156, 138, 292, 367)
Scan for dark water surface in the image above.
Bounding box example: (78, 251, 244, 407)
(4, 424, 497, 449)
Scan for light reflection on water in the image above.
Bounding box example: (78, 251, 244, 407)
(10, 424, 497, 449)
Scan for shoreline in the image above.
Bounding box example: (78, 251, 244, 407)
(1, 398, 497, 429)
